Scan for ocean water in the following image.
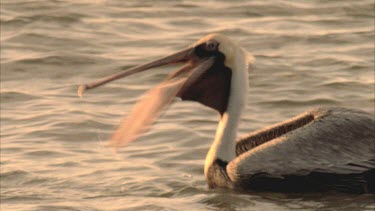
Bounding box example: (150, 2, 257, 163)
(1, 0, 374, 210)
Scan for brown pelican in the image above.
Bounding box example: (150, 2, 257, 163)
(78, 34, 375, 193)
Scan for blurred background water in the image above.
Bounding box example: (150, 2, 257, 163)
(1, 0, 374, 210)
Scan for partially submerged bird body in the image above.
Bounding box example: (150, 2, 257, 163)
(213, 107, 375, 193)
(79, 34, 375, 193)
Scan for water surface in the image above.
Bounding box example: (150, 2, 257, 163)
(1, 0, 374, 210)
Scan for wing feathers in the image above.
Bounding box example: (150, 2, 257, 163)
(228, 107, 375, 184)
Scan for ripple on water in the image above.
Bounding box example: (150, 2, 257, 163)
(12, 54, 105, 66)
(0, 91, 41, 102)
(23, 150, 70, 158)
(1, 170, 30, 183)
(258, 98, 340, 108)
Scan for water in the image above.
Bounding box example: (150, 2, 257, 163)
(1, 0, 374, 210)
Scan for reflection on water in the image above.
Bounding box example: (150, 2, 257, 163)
(1, 0, 374, 210)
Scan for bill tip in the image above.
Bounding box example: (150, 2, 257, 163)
(77, 85, 87, 98)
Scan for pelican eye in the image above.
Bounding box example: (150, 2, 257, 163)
(205, 40, 219, 51)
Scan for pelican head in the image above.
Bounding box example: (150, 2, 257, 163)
(78, 34, 253, 147)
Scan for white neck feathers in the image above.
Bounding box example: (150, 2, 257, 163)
(204, 47, 250, 177)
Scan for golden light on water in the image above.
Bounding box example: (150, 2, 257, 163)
(1, 0, 374, 210)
